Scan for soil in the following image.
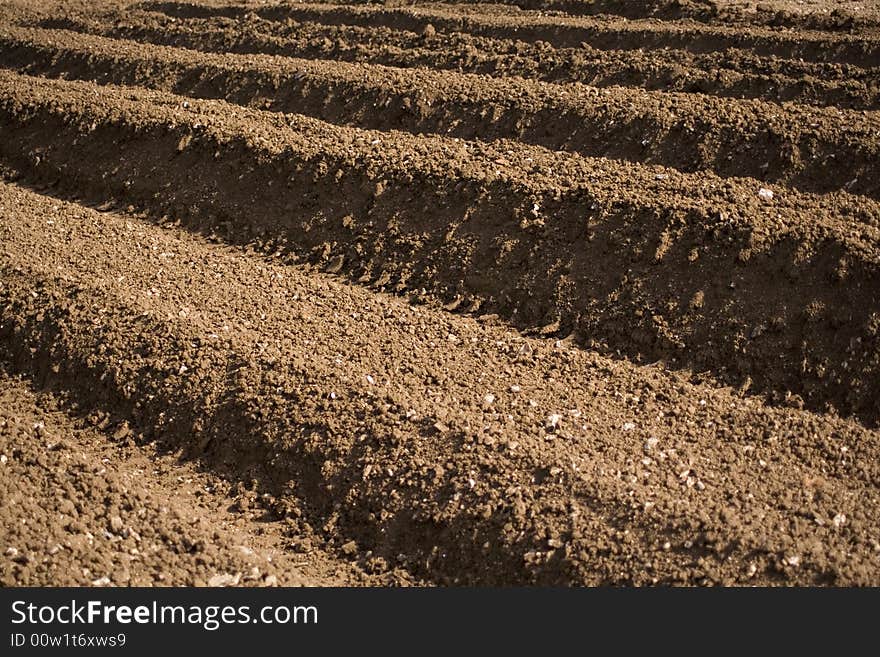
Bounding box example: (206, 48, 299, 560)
(0, 365, 409, 586)
(0, 0, 879, 586)
(412, 0, 880, 32)
(31, 9, 880, 110)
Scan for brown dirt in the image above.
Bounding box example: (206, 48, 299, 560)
(395, 1, 880, 33)
(0, 365, 409, 586)
(30, 7, 880, 109)
(1, 0, 879, 587)
(3, 24, 880, 196)
(136, 2, 880, 66)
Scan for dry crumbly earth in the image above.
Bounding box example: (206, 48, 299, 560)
(0, 365, 411, 586)
(0, 0, 879, 586)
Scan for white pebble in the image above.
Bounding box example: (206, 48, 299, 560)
(832, 513, 847, 528)
(622, 422, 636, 431)
(483, 394, 495, 405)
(758, 188, 774, 201)
(208, 573, 240, 587)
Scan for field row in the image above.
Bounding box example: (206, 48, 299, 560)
(3, 179, 879, 584)
(37, 8, 880, 110)
(3, 25, 879, 197)
(381, 0, 880, 32)
(140, 1, 880, 67)
(1, 70, 878, 425)
(2, 0, 879, 587)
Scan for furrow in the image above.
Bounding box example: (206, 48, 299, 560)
(40, 12, 880, 110)
(3, 180, 880, 585)
(402, 0, 880, 33)
(141, 1, 880, 68)
(0, 365, 380, 586)
(1, 71, 879, 425)
(4, 25, 880, 197)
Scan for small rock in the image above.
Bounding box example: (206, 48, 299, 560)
(264, 574, 278, 586)
(91, 576, 111, 587)
(112, 423, 132, 441)
(758, 188, 774, 201)
(546, 413, 562, 429)
(422, 23, 436, 38)
(832, 513, 847, 528)
(509, 385, 521, 393)
(109, 516, 124, 533)
(325, 255, 344, 274)
(341, 540, 358, 556)
(622, 422, 636, 431)
(208, 573, 240, 587)
(483, 393, 495, 405)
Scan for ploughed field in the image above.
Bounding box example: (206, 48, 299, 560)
(1, 0, 879, 586)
